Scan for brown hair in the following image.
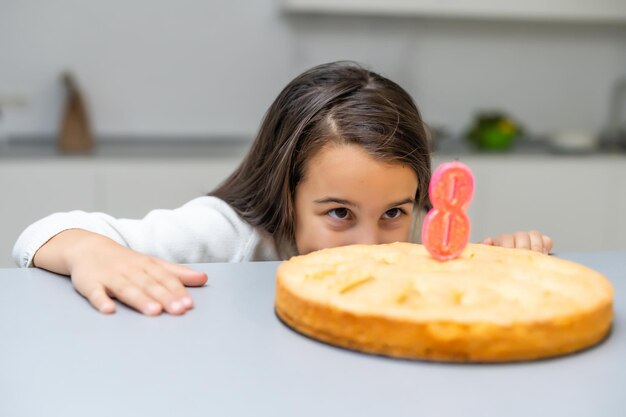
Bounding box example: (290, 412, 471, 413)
(211, 61, 431, 252)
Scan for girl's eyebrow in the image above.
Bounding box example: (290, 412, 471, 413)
(313, 197, 416, 208)
(386, 198, 416, 208)
(314, 197, 358, 207)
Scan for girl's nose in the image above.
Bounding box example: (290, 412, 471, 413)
(353, 226, 381, 245)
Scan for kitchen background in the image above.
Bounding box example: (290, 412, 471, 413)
(1, 0, 626, 267)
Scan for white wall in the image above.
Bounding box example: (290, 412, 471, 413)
(1, 0, 625, 139)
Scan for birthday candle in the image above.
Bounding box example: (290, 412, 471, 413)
(421, 161, 474, 261)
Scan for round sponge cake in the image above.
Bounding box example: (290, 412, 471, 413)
(275, 242, 614, 362)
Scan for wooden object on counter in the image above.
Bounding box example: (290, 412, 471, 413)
(58, 72, 93, 154)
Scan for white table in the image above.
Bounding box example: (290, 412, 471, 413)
(1, 252, 624, 417)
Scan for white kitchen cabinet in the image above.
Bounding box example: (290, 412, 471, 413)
(1, 153, 625, 268)
(1, 160, 101, 267)
(99, 159, 243, 218)
(281, 0, 626, 23)
(607, 164, 626, 250)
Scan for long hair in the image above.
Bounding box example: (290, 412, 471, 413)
(211, 61, 431, 251)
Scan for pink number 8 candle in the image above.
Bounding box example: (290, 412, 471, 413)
(421, 161, 474, 261)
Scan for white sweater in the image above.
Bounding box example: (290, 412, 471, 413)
(12, 196, 292, 268)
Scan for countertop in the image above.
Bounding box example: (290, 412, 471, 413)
(0, 137, 253, 159)
(1, 136, 625, 159)
(0, 251, 624, 417)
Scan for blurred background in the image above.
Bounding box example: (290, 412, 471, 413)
(1, 0, 626, 266)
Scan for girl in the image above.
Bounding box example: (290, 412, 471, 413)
(13, 61, 553, 316)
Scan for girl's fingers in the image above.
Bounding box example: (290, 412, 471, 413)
(490, 231, 553, 254)
(158, 260, 208, 287)
(152, 276, 194, 310)
(72, 253, 203, 315)
(514, 231, 531, 250)
(494, 234, 515, 249)
(141, 280, 187, 315)
(140, 261, 191, 312)
(542, 235, 554, 254)
(482, 237, 494, 245)
(107, 279, 162, 316)
(78, 281, 117, 314)
(528, 230, 545, 253)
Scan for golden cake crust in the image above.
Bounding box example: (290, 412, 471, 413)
(275, 243, 614, 362)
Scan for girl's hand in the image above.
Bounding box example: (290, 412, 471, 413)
(33, 229, 208, 315)
(481, 230, 553, 254)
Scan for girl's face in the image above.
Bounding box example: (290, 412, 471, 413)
(294, 143, 418, 255)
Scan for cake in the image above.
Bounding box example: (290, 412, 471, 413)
(275, 242, 614, 362)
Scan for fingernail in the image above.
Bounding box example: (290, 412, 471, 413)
(170, 301, 182, 312)
(145, 302, 160, 315)
(181, 297, 193, 308)
(100, 302, 115, 313)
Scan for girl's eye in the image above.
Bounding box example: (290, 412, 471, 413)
(383, 208, 404, 219)
(328, 208, 351, 221)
